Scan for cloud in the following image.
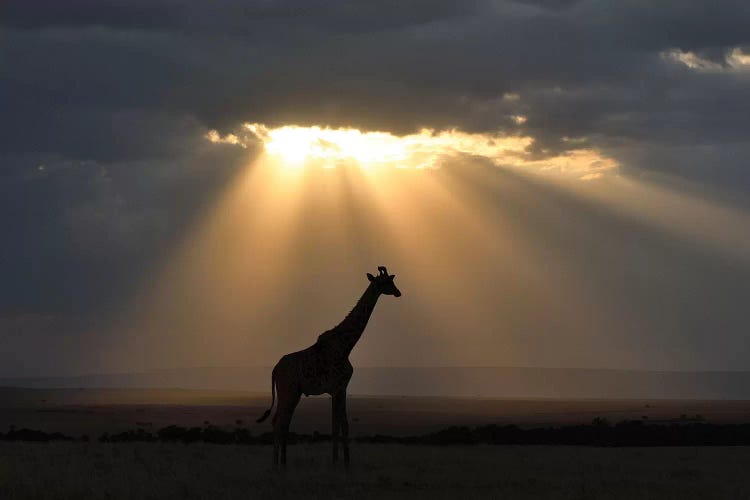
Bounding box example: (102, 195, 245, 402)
(662, 47, 750, 72)
(0, 139, 251, 314)
(2, 1, 749, 184)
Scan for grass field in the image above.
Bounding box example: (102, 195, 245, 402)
(2, 389, 749, 498)
(1, 442, 748, 499)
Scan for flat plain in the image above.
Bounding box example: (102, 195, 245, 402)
(1, 388, 750, 499)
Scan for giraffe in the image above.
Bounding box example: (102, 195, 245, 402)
(256, 266, 401, 467)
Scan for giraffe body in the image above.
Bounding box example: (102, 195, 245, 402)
(276, 342, 353, 397)
(257, 266, 401, 467)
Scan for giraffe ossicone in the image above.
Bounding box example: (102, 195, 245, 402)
(256, 266, 402, 467)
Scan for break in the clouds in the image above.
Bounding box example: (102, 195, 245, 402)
(207, 123, 617, 177)
(3, 0, 750, 171)
(2, 0, 750, 375)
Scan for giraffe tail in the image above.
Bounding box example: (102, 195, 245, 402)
(256, 368, 276, 423)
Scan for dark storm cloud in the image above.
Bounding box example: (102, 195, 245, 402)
(0, 142, 250, 314)
(3, 0, 749, 161)
(0, 0, 477, 38)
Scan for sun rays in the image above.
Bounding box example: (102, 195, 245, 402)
(108, 121, 750, 372)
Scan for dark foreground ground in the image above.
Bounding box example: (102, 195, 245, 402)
(2, 388, 750, 498)
(1, 442, 748, 499)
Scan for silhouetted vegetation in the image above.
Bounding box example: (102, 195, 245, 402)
(8, 419, 750, 446)
(0, 428, 76, 442)
(362, 420, 750, 447)
(99, 425, 335, 445)
(91, 420, 750, 446)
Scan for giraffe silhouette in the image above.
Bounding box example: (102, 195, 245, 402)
(257, 266, 401, 467)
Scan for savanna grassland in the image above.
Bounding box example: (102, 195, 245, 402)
(1, 442, 748, 499)
(2, 389, 750, 499)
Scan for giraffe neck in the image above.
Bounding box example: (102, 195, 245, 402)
(334, 282, 381, 353)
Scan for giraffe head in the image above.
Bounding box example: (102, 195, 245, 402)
(367, 266, 402, 297)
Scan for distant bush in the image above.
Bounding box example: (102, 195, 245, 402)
(6, 420, 750, 446)
(0, 428, 76, 442)
(100, 429, 157, 443)
(354, 421, 750, 447)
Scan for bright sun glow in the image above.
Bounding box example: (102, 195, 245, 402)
(246, 124, 416, 168)
(207, 123, 618, 179)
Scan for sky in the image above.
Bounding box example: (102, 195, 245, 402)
(1, 0, 750, 377)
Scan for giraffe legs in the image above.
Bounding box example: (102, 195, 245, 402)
(331, 394, 340, 463)
(332, 391, 349, 466)
(273, 390, 300, 467)
(340, 395, 350, 466)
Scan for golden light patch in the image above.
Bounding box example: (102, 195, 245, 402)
(246, 124, 414, 169)
(207, 123, 618, 179)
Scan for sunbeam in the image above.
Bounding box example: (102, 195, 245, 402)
(108, 122, 750, 373)
(111, 152, 312, 369)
